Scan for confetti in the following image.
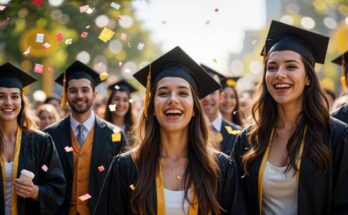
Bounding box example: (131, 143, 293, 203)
(0, 17, 10, 27)
(98, 27, 115, 43)
(86, 25, 90, 29)
(113, 127, 121, 133)
(129, 184, 135, 190)
(36, 33, 44, 43)
(23, 46, 31, 56)
(41, 164, 48, 172)
(86, 7, 94, 14)
(98, 165, 105, 172)
(137, 43, 144, 51)
(56, 32, 63, 42)
(214, 8, 219, 12)
(65, 39, 72, 45)
(110, 2, 121, 10)
(112, 132, 121, 142)
(124, 68, 131, 73)
(32, 0, 44, 7)
(217, 132, 223, 142)
(78, 193, 91, 202)
(0, 6, 6, 11)
(109, 104, 116, 112)
(64, 146, 73, 152)
(81, 31, 88, 38)
(34, 63, 44, 74)
(129, 98, 134, 103)
(80, 5, 89, 13)
(118, 61, 123, 67)
(43, 42, 51, 49)
(120, 32, 127, 41)
(99, 72, 109, 81)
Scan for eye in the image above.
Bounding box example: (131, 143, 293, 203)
(267, 65, 277, 72)
(287, 65, 297, 70)
(179, 91, 189, 97)
(157, 91, 168, 97)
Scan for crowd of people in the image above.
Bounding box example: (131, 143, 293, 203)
(1, 20, 348, 215)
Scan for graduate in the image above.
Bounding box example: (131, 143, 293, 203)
(231, 20, 348, 215)
(45, 60, 127, 215)
(104, 80, 137, 141)
(200, 64, 242, 155)
(0, 63, 65, 214)
(107, 47, 247, 215)
(331, 50, 348, 123)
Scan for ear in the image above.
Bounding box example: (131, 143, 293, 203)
(305, 76, 310, 86)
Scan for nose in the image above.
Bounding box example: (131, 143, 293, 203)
(168, 92, 178, 106)
(76, 90, 84, 98)
(3, 97, 12, 105)
(275, 67, 287, 79)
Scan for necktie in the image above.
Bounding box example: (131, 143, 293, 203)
(76, 124, 86, 145)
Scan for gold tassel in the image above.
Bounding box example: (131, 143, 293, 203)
(60, 71, 67, 109)
(144, 65, 152, 118)
(342, 57, 347, 92)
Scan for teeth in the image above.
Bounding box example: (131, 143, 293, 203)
(165, 109, 182, 114)
(2, 109, 14, 112)
(275, 84, 291, 89)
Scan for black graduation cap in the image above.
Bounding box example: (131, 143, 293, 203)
(0, 63, 36, 89)
(55, 60, 103, 87)
(133, 46, 221, 117)
(221, 76, 241, 88)
(332, 50, 348, 90)
(108, 80, 137, 93)
(261, 20, 329, 65)
(200, 64, 225, 79)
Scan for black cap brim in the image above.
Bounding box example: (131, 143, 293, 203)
(108, 80, 137, 93)
(0, 63, 36, 88)
(332, 51, 348, 66)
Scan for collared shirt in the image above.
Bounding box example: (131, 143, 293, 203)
(70, 111, 96, 139)
(211, 112, 223, 132)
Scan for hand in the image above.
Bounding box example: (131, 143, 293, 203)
(13, 179, 39, 200)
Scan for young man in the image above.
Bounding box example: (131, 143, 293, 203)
(200, 64, 241, 155)
(45, 60, 127, 215)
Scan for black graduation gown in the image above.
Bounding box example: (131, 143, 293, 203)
(45, 116, 127, 215)
(331, 104, 348, 124)
(0, 130, 65, 215)
(231, 118, 348, 215)
(107, 152, 247, 215)
(219, 119, 241, 155)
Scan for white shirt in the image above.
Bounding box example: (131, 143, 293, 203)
(164, 188, 190, 215)
(262, 161, 298, 215)
(5, 161, 13, 215)
(70, 111, 95, 139)
(211, 112, 223, 132)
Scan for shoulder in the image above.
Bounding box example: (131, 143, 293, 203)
(23, 129, 51, 140)
(44, 117, 69, 132)
(96, 116, 122, 132)
(326, 117, 348, 142)
(222, 119, 242, 134)
(331, 104, 348, 123)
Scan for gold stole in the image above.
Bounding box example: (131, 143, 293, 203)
(156, 164, 198, 215)
(257, 126, 306, 215)
(0, 127, 22, 215)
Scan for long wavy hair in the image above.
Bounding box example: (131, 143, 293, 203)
(130, 78, 222, 215)
(104, 89, 134, 134)
(242, 55, 331, 175)
(0, 91, 38, 153)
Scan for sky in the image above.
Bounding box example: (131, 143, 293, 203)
(132, 0, 266, 74)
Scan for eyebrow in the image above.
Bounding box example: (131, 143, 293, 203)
(157, 85, 190, 90)
(268, 59, 300, 64)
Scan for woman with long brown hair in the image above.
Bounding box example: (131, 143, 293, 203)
(107, 47, 246, 215)
(0, 63, 65, 214)
(232, 20, 348, 215)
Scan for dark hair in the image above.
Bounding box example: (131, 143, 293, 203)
(242, 55, 331, 175)
(222, 86, 243, 126)
(323, 88, 336, 101)
(104, 89, 134, 134)
(130, 78, 222, 215)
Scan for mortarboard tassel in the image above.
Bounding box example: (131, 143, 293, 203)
(143, 64, 152, 118)
(60, 71, 67, 109)
(341, 57, 347, 93)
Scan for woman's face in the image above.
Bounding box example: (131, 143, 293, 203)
(110, 91, 130, 118)
(154, 77, 194, 132)
(265, 50, 310, 107)
(0, 87, 22, 123)
(39, 110, 55, 129)
(220, 87, 237, 115)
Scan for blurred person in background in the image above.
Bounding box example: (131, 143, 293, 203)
(36, 104, 60, 130)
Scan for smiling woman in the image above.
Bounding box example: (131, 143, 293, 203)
(107, 46, 247, 215)
(0, 63, 65, 215)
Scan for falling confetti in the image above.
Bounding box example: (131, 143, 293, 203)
(78, 193, 92, 202)
(23, 46, 31, 56)
(86, 25, 90, 29)
(99, 72, 109, 81)
(81, 31, 88, 38)
(98, 165, 105, 172)
(80, 5, 89, 13)
(86, 7, 94, 14)
(64, 146, 73, 152)
(137, 43, 144, 51)
(110, 2, 121, 10)
(112, 132, 121, 142)
(34, 63, 44, 74)
(41, 165, 48, 172)
(129, 98, 134, 103)
(65, 39, 72, 45)
(56, 32, 63, 42)
(36, 33, 44, 43)
(120, 32, 127, 41)
(43, 42, 51, 49)
(118, 61, 123, 67)
(98, 27, 115, 43)
(109, 104, 116, 112)
(32, 0, 44, 7)
(129, 184, 135, 190)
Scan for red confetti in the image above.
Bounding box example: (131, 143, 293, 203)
(56, 32, 63, 42)
(81, 31, 88, 38)
(41, 165, 48, 172)
(79, 193, 91, 201)
(32, 0, 44, 7)
(34, 64, 44, 74)
(98, 165, 105, 172)
(64, 146, 73, 152)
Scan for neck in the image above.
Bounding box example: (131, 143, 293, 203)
(276, 103, 302, 129)
(160, 128, 188, 160)
(0, 120, 18, 137)
(112, 115, 125, 127)
(209, 111, 219, 122)
(71, 110, 93, 123)
(221, 112, 232, 122)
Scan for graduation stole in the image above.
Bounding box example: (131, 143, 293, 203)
(156, 164, 199, 215)
(257, 126, 306, 215)
(0, 127, 22, 215)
